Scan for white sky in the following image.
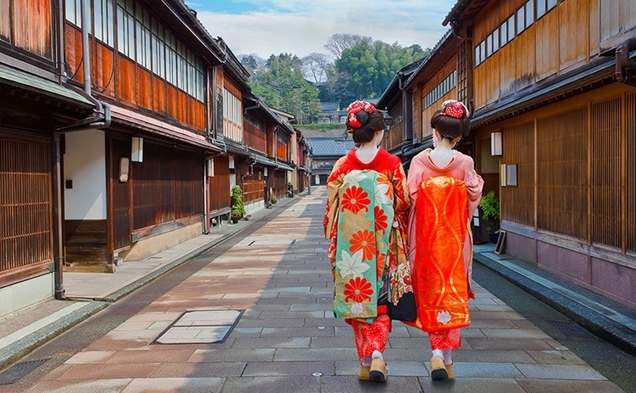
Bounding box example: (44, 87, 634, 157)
(189, 0, 457, 60)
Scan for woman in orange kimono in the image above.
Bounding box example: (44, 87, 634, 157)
(406, 100, 484, 381)
(324, 101, 411, 382)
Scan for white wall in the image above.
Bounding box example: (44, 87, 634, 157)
(64, 130, 107, 219)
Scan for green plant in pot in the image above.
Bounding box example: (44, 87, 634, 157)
(478, 191, 500, 242)
(230, 185, 246, 223)
(287, 181, 294, 197)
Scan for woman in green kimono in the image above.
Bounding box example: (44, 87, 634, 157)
(324, 101, 411, 382)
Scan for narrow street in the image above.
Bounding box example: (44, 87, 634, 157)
(1, 188, 632, 393)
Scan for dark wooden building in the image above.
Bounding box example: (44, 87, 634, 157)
(380, 0, 636, 310)
(0, 0, 307, 317)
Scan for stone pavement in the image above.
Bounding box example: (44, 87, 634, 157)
(0, 187, 630, 392)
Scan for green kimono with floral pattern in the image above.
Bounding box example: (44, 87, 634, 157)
(324, 148, 411, 323)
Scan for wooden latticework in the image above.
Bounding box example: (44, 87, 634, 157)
(501, 121, 534, 227)
(537, 108, 588, 239)
(132, 142, 203, 230)
(0, 137, 52, 272)
(627, 92, 636, 253)
(208, 156, 230, 213)
(591, 98, 621, 248)
(243, 169, 265, 204)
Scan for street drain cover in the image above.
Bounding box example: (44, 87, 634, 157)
(153, 309, 243, 345)
(549, 320, 596, 339)
(0, 359, 48, 385)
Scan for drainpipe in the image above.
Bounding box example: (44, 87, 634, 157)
(52, 131, 65, 300)
(52, 0, 112, 300)
(616, 37, 636, 87)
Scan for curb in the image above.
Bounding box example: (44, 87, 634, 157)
(473, 251, 636, 357)
(0, 301, 108, 371)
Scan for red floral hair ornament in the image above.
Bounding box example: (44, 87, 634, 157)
(441, 100, 468, 119)
(346, 101, 376, 132)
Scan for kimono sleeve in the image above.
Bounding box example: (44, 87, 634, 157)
(323, 155, 347, 239)
(461, 155, 484, 218)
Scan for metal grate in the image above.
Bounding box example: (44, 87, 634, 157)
(549, 320, 596, 339)
(153, 309, 243, 345)
(0, 359, 49, 385)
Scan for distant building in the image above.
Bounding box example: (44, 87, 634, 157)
(315, 102, 346, 124)
(305, 137, 355, 185)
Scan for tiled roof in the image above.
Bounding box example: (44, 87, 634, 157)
(306, 137, 354, 157)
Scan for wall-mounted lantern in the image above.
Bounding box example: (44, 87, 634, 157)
(491, 131, 503, 156)
(383, 109, 393, 132)
(131, 137, 144, 162)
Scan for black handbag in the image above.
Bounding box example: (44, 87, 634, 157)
(387, 291, 417, 321)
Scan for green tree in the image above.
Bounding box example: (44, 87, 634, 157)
(249, 53, 321, 124)
(335, 40, 426, 105)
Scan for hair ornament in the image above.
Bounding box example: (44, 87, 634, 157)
(441, 100, 468, 119)
(346, 101, 376, 131)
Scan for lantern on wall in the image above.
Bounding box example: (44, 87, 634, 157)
(490, 131, 503, 156)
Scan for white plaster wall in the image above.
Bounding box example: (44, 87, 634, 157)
(64, 130, 107, 219)
(0, 273, 53, 318)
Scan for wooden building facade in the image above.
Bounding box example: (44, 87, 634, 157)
(380, 0, 636, 310)
(1, 0, 303, 317)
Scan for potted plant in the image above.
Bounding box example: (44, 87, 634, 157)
(230, 185, 246, 223)
(478, 191, 500, 243)
(287, 181, 294, 197)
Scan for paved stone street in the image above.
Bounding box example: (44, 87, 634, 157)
(12, 188, 625, 393)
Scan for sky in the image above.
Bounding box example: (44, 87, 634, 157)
(187, 0, 458, 60)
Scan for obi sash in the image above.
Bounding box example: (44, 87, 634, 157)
(412, 175, 470, 332)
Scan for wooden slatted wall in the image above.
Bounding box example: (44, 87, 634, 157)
(243, 170, 264, 204)
(628, 92, 636, 252)
(537, 108, 588, 239)
(132, 142, 203, 230)
(174, 151, 203, 220)
(208, 155, 230, 213)
(591, 98, 621, 248)
(501, 121, 534, 226)
(0, 137, 52, 272)
(110, 137, 131, 251)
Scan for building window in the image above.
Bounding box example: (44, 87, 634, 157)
(117, 0, 135, 60)
(65, 0, 84, 28)
(516, 1, 534, 35)
(223, 88, 242, 126)
(422, 71, 457, 108)
(94, 0, 114, 47)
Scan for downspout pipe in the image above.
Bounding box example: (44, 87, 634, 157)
(53, 0, 111, 300)
(616, 37, 636, 87)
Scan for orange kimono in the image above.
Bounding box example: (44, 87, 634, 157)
(406, 149, 483, 349)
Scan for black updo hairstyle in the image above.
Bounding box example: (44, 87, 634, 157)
(430, 100, 471, 141)
(345, 101, 386, 144)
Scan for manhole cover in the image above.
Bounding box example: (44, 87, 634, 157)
(0, 359, 49, 385)
(153, 309, 243, 345)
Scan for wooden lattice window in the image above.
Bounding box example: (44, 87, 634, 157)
(0, 138, 52, 272)
(537, 108, 587, 239)
(627, 93, 636, 252)
(501, 122, 534, 226)
(591, 98, 622, 249)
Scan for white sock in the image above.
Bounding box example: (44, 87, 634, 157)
(431, 349, 444, 359)
(371, 350, 383, 360)
(360, 356, 372, 367)
(442, 349, 453, 365)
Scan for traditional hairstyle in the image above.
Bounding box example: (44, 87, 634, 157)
(345, 101, 386, 144)
(430, 100, 471, 141)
